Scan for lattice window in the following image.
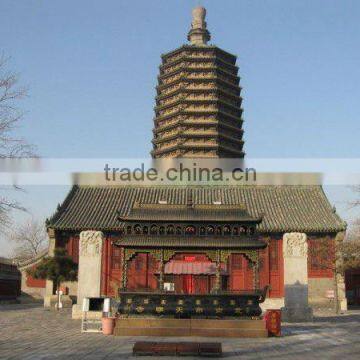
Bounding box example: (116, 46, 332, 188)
(148, 256, 158, 272)
(308, 237, 334, 275)
(112, 247, 122, 270)
(135, 255, 144, 271)
(232, 254, 243, 270)
(269, 240, 278, 271)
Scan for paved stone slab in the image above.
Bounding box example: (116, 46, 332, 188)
(0, 304, 360, 359)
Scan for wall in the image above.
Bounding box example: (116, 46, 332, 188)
(307, 234, 339, 310)
(308, 277, 336, 310)
(20, 268, 46, 299)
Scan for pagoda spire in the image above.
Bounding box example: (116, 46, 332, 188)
(187, 6, 211, 45)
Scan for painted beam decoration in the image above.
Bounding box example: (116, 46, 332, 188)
(117, 288, 268, 318)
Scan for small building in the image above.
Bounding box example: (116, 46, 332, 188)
(0, 257, 21, 301)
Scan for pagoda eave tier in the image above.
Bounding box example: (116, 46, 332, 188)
(151, 144, 244, 157)
(158, 68, 240, 82)
(153, 121, 244, 135)
(160, 56, 239, 72)
(154, 99, 242, 113)
(154, 109, 243, 123)
(160, 45, 237, 63)
(156, 76, 240, 92)
(156, 87, 242, 102)
(152, 133, 244, 146)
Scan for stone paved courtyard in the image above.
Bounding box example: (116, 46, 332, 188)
(1, 304, 360, 359)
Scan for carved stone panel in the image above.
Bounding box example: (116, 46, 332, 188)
(79, 231, 103, 257)
(283, 232, 307, 258)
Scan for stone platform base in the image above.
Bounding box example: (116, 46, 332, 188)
(114, 318, 268, 338)
(281, 306, 313, 322)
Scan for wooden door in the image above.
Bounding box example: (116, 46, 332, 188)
(183, 275, 195, 294)
(230, 254, 254, 291)
(269, 239, 284, 297)
(230, 254, 245, 290)
(194, 275, 209, 294)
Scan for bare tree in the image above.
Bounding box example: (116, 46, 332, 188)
(350, 186, 360, 209)
(0, 54, 35, 228)
(10, 218, 48, 260)
(341, 226, 360, 272)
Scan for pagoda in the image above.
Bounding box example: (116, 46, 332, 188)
(152, 7, 244, 158)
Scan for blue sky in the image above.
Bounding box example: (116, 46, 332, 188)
(0, 0, 359, 255)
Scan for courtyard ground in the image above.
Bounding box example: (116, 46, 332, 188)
(0, 304, 360, 359)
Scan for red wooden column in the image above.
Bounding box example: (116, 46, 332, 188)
(101, 236, 110, 295)
(158, 250, 164, 291)
(259, 246, 270, 289)
(253, 251, 260, 290)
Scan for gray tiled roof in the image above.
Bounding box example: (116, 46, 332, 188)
(49, 185, 346, 234)
(113, 235, 266, 249)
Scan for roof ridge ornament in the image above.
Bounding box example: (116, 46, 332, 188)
(187, 6, 211, 45)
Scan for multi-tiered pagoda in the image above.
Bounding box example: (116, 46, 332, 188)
(152, 7, 244, 158)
